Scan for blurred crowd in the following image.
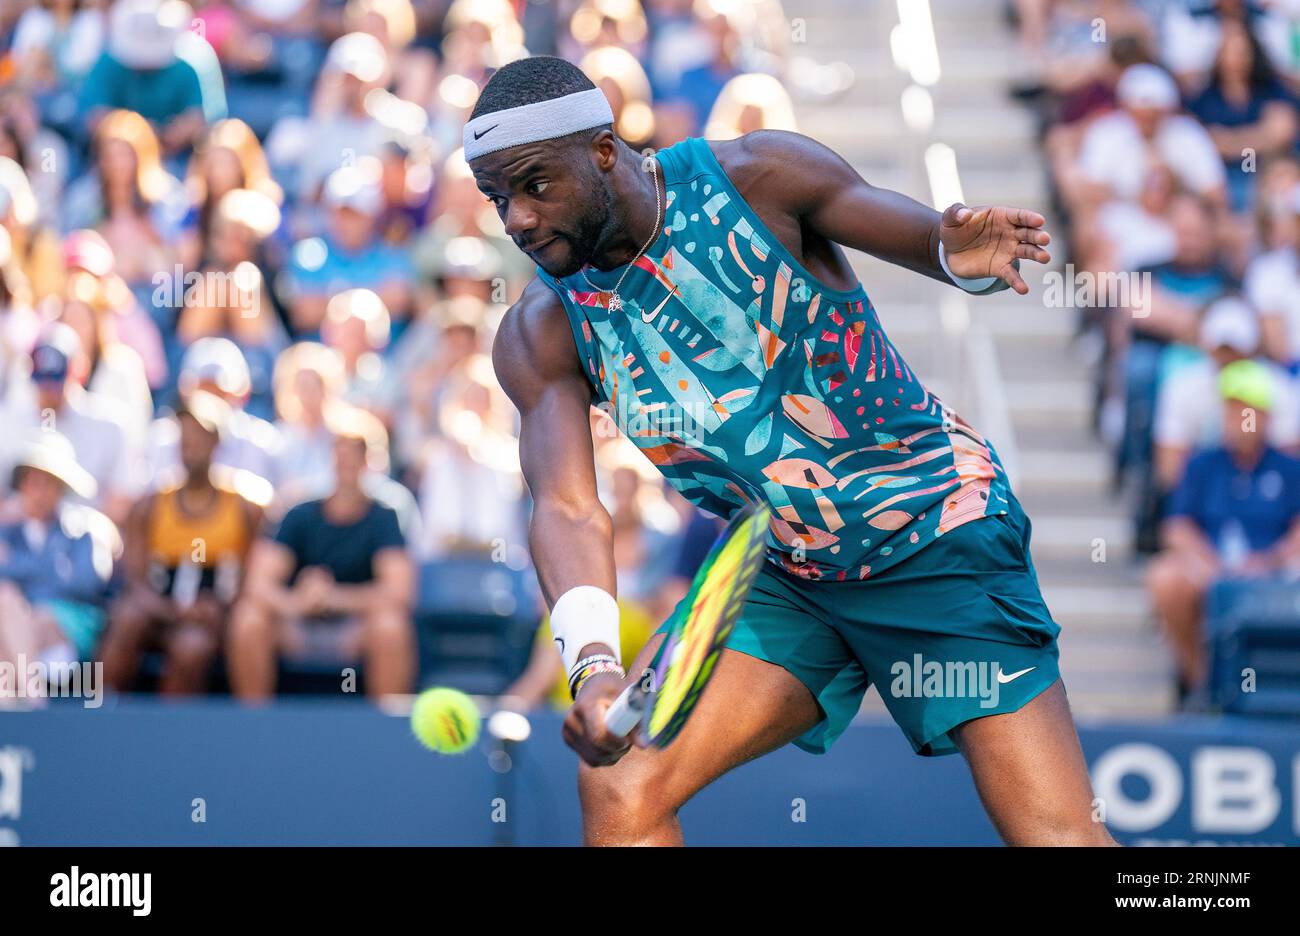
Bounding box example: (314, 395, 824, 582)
(0, 0, 821, 705)
(1015, 0, 1300, 703)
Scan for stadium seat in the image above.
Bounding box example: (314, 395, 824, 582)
(414, 557, 540, 696)
(1205, 578, 1300, 717)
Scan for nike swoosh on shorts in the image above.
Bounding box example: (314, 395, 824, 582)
(996, 666, 1036, 684)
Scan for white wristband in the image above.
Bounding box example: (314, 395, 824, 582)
(938, 241, 1011, 295)
(550, 586, 620, 674)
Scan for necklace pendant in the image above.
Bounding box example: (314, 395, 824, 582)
(607, 292, 623, 313)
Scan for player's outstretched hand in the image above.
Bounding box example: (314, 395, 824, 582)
(939, 202, 1052, 296)
(563, 673, 634, 767)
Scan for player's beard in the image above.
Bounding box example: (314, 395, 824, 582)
(538, 170, 616, 280)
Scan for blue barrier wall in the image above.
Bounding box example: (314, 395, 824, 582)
(1, 701, 1297, 845)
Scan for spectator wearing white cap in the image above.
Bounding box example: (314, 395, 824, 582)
(275, 32, 393, 204)
(146, 337, 282, 495)
(1154, 295, 1300, 490)
(1244, 183, 1300, 371)
(0, 323, 144, 526)
(283, 165, 415, 336)
(1075, 63, 1227, 210)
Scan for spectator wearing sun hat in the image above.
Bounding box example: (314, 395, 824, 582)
(79, 0, 226, 157)
(1149, 358, 1300, 697)
(0, 430, 115, 669)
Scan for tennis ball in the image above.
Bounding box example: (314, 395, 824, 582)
(410, 687, 481, 754)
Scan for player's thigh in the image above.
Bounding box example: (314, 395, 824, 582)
(580, 642, 821, 816)
(951, 679, 1114, 845)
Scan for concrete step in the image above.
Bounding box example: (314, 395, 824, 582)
(994, 346, 1088, 383)
(1011, 399, 1093, 434)
(1002, 377, 1092, 425)
(876, 299, 1078, 339)
(1063, 679, 1177, 718)
(1043, 584, 1152, 634)
(1027, 513, 1133, 564)
(1014, 420, 1113, 458)
(799, 106, 1039, 155)
(1017, 498, 1128, 544)
(1017, 444, 1110, 487)
(1060, 634, 1169, 678)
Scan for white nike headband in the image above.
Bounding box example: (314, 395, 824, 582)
(462, 88, 615, 162)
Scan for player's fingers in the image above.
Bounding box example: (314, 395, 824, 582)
(1015, 244, 1051, 264)
(1008, 207, 1046, 228)
(577, 702, 632, 756)
(562, 711, 619, 766)
(940, 202, 972, 227)
(1015, 227, 1051, 246)
(1001, 264, 1030, 295)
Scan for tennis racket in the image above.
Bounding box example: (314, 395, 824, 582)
(602, 500, 772, 748)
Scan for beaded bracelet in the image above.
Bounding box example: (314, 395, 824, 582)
(568, 654, 624, 699)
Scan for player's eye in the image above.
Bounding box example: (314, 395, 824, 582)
(526, 180, 549, 196)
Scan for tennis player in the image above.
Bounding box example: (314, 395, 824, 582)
(473, 56, 1115, 846)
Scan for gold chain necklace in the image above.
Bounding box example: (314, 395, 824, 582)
(581, 158, 661, 313)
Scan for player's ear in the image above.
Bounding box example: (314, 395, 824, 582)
(589, 127, 619, 172)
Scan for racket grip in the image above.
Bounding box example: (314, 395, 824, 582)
(603, 683, 645, 737)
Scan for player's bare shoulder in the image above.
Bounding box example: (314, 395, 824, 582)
(492, 276, 586, 407)
(707, 130, 846, 211)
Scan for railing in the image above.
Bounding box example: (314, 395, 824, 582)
(935, 268, 1022, 494)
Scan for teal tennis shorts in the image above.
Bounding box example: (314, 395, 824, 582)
(663, 496, 1062, 757)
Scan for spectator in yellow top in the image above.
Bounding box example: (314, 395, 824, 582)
(101, 392, 263, 694)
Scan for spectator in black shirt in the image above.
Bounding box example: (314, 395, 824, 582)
(228, 405, 413, 700)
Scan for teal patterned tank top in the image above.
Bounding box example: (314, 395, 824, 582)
(535, 136, 1012, 581)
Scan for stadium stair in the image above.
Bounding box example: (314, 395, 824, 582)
(790, 0, 1175, 718)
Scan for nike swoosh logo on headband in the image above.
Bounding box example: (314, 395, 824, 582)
(473, 124, 500, 140)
